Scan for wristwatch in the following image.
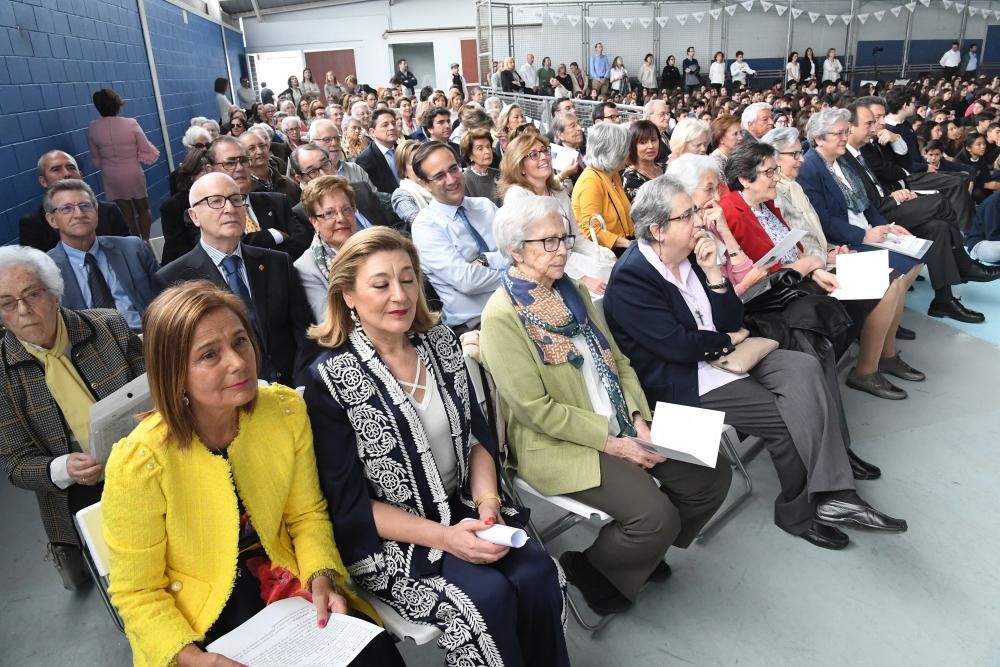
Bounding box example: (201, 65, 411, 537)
(706, 276, 729, 290)
(476, 254, 489, 267)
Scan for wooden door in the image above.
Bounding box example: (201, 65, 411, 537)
(305, 49, 358, 103)
(460, 39, 479, 83)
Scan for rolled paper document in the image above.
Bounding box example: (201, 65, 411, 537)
(460, 519, 530, 548)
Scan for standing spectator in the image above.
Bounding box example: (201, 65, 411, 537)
(556, 63, 574, 92)
(323, 71, 344, 103)
(300, 67, 321, 98)
(519, 53, 539, 93)
(786, 52, 801, 85)
(450, 62, 467, 98)
(801, 47, 819, 82)
(280, 75, 303, 106)
(940, 41, 962, 80)
(397, 58, 418, 95)
(490, 60, 503, 90)
(537, 57, 556, 94)
(822, 48, 843, 83)
(235, 76, 257, 110)
(569, 61, 590, 95)
(610, 56, 630, 95)
(661, 55, 681, 90)
(730, 50, 757, 89)
(962, 43, 980, 80)
(682, 46, 701, 93)
(709, 52, 727, 92)
(500, 57, 526, 93)
(260, 81, 274, 105)
(590, 42, 611, 96)
(214, 77, 233, 125)
(639, 53, 657, 95)
(87, 88, 161, 240)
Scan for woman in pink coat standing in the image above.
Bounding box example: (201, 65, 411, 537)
(87, 88, 161, 239)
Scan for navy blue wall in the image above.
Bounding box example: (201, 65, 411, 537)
(0, 0, 244, 246)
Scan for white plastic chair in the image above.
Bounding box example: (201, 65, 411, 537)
(74, 503, 125, 632)
(358, 590, 442, 645)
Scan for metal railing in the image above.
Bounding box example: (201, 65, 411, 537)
(481, 87, 643, 130)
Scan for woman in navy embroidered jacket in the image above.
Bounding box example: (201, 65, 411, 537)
(303, 227, 570, 667)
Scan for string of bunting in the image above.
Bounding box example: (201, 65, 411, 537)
(529, 0, 1000, 28)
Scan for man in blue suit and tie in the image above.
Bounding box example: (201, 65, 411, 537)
(45, 180, 162, 331)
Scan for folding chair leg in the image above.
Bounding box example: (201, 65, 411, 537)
(697, 430, 755, 542)
(82, 548, 125, 632)
(565, 590, 617, 636)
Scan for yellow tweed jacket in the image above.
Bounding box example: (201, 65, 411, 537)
(480, 281, 651, 496)
(102, 384, 376, 667)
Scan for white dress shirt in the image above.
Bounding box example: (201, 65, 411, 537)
(940, 49, 961, 68)
(709, 62, 727, 85)
(730, 61, 756, 85)
(822, 58, 842, 82)
(519, 62, 539, 89)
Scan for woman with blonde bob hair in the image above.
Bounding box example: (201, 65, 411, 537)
(668, 117, 711, 160)
(304, 227, 570, 667)
(103, 281, 403, 667)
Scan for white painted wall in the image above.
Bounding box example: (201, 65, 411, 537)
(241, 0, 476, 91)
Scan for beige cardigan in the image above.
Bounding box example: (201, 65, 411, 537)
(775, 176, 831, 257)
(479, 281, 651, 496)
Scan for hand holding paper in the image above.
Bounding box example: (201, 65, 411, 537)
(629, 402, 726, 468)
(460, 519, 529, 548)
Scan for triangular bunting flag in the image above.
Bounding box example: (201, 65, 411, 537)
(858, 12, 869, 23)
(761, 1, 774, 11)
(710, 8, 722, 19)
(918, 0, 929, 5)
(905, 1, 917, 10)
(693, 11, 705, 22)
(874, 9, 885, 19)
(942, 0, 953, 8)
(741, 0, 755, 11)
(567, 15, 580, 27)
(676, 13, 688, 25)
(890, 5, 902, 16)
(968, 6, 978, 15)
(549, 12, 562, 24)
(825, 14, 837, 24)
(602, 17, 616, 29)
(725, 5, 738, 15)
(808, 11, 820, 22)
(655, 16, 669, 26)
(841, 14, 852, 24)
(955, 3, 966, 12)
(585, 16, 599, 28)
(994, 8, 1000, 18)
(621, 17, 634, 29)
(775, 5, 788, 16)
(638, 17, 652, 28)
(790, 7, 803, 18)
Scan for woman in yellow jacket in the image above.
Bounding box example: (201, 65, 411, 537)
(102, 281, 404, 667)
(571, 122, 635, 256)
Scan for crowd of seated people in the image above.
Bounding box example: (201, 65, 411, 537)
(8, 53, 1000, 666)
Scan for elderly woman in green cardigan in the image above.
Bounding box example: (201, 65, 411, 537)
(479, 194, 731, 617)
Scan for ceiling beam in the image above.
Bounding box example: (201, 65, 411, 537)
(249, 0, 262, 21)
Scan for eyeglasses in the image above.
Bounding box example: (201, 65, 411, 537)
(312, 135, 338, 144)
(603, 114, 621, 122)
(667, 205, 703, 223)
(50, 202, 95, 216)
(231, 123, 245, 129)
(526, 147, 551, 162)
(191, 194, 247, 209)
(214, 156, 251, 171)
(523, 234, 576, 252)
(758, 166, 781, 179)
(191, 142, 210, 150)
(0, 288, 50, 314)
(779, 150, 805, 160)
(426, 163, 462, 183)
(825, 129, 849, 138)
(303, 159, 333, 179)
(311, 206, 355, 221)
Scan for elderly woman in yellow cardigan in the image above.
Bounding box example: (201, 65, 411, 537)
(102, 282, 404, 667)
(571, 121, 636, 256)
(480, 194, 732, 617)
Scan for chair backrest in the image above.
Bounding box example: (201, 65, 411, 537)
(75, 502, 111, 577)
(464, 355, 509, 463)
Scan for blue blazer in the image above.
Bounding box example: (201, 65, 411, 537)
(966, 191, 1000, 250)
(797, 148, 887, 247)
(603, 243, 743, 409)
(49, 236, 162, 316)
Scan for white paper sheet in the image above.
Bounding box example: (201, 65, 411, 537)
(89, 374, 152, 464)
(206, 597, 384, 667)
(830, 249, 890, 300)
(549, 143, 579, 172)
(460, 519, 529, 547)
(752, 229, 807, 269)
(866, 233, 932, 260)
(629, 401, 725, 468)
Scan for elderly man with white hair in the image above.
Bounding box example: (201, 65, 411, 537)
(0, 245, 144, 590)
(741, 102, 774, 142)
(306, 119, 375, 191)
(643, 99, 674, 161)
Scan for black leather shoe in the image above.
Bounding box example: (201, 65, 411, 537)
(928, 297, 985, 323)
(847, 449, 882, 480)
(878, 353, 926, 382)
(846, 370, 907, 400)
(800, 523, 849, 550)
(559, 551, 632, 615)
(958, 261, 1000, 283)
(815, 498, 908, 533)
(894, 325, 916, 340)
(646, 560, 672, 583)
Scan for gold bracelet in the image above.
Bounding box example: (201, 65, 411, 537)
(307, 569, 338, 590)
(474, 492, 502, 511)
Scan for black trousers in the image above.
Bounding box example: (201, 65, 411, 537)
(906, 170, 974, 231)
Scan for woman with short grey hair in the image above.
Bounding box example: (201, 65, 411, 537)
(0, 245, 144, 592)
(604, 175, 908, 552)
(572, 123, 635, 254)
(181, 125, 212, 150)
(480, 191, 731, 615)
(805, 108, 850, 146)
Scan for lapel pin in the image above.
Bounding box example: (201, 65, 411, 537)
(268, 211, 273, 216)
(258, 264, 264, 271)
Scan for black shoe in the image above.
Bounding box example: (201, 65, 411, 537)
(958, 261, 1000, 283)
(878, 353, 926, 382)
(894, 325, 916, 340)
(928, 297, 985, 323)
(559, 551, 632, 615)
(646, 560, 672, 583)
(847, 449, 882, 480)
(915, 274, 925, 282)
(846, 370, 908, 400)
(800, 522, 850, 550)
(815, 498, 908, 533)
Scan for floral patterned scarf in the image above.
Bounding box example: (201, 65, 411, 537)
(501, 266, 635, 437)
(309, 233, 337, 281)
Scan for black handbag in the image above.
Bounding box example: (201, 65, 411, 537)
(742, 268, 807, 313)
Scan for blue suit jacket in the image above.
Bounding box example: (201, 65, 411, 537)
(603, 243, 743, 409)
(48, 236, 162, 318)
(797, 148, 887, 247)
